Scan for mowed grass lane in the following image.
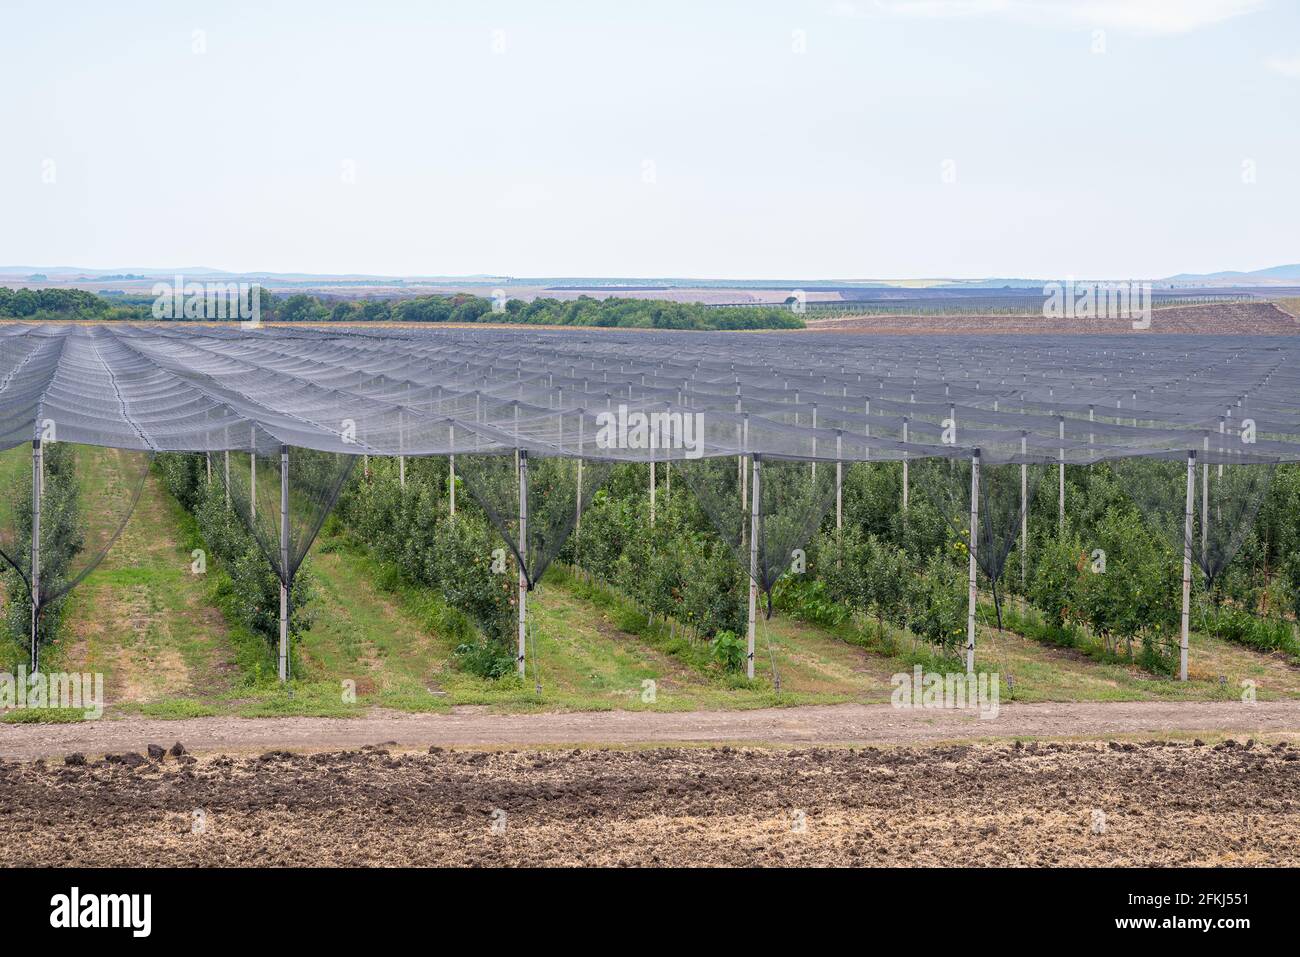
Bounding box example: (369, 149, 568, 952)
(58, 448, 240, 716)
(300, 537, 874, 713)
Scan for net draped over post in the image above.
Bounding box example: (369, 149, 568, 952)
(0, 322, 1296, 679)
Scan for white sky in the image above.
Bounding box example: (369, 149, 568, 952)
(2, 0, 1296, 279)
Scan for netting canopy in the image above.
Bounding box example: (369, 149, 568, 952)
(0, 324, 1295, 466)
(216, 442, 357, 586)
(1, 321, 1296, 680)
(454, 449, 611, 588)
(679, 455, 837, 615)
(1112, 452, 1279, 586)
(920, 455, 1047, 608)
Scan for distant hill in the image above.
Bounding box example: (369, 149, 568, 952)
(4, 264, 1300, 288)
(1165, 264, 1300, 283)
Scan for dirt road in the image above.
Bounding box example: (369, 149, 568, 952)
(2, 699, 1298, 760)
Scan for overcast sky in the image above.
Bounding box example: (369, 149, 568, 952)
(2, 0, 1296, 279)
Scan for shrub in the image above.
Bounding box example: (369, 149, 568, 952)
(710, 629, 746, 673)
(863, 534, 915, 640)
(1028, 532, 1086, 629)
(1198, 605, 1300, 657)
(574, 479, 745, 640)
(453, 639, 517, 679)
(1075, 509, 1180, 672)
(910, 551, 966, 657)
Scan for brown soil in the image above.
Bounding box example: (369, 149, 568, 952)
(0, 739, 1295, 866)
(2, 700, 1298, 762)
(804, 301, 1300, 335)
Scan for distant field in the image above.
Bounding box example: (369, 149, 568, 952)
(1275, 298, 1300, 319)
(805, 301, 1300, 335)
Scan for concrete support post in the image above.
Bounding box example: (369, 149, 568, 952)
(576, 416, 584, 534)
(1058, 417, 1065, 531)
(966, 449, 980, 675)
(1201, 435, 1209, 568)
(747, 455, 760, 681)
(250, 427, 257, 524)
(517, 450, 529, 678)
(1180, 450, 1195, 682)
(29, 439, 41, 672)
(1020, 432, 1028, 587)
(835, 430, 843, 532)
(279, 445, 289, 684)
(902, 418, 910, 511)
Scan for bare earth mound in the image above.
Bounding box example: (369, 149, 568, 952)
(1, 740, 1296, 866)
(805, 301, 1300, 335)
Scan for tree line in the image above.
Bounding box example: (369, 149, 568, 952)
(0, 286, 804, 331)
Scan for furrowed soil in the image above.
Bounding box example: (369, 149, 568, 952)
(1, 738, 1296, 866)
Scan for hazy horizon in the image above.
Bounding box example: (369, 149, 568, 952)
(4, 0, 1297, 279)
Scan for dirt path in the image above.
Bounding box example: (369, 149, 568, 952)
(3, 699, 1298, 760)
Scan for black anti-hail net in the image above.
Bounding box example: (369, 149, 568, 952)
(678, 454, 837, 616)
(0, 324, 1296, 467)
(918, 454, 1047, 627)
(217, 442, 357, 586)
(454, 451, 613, 588)
(1111, 451, 1279, 587)
(0, 322, 1295, 684)
(0, 442, 153, 667)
